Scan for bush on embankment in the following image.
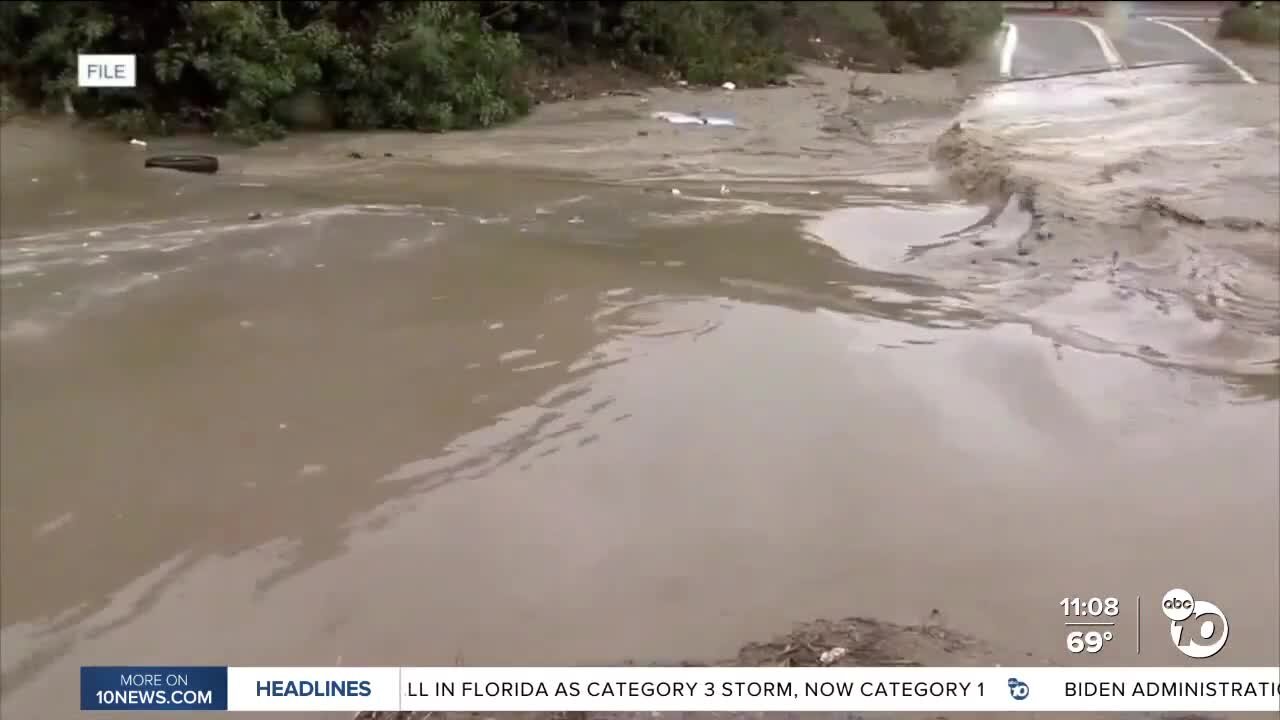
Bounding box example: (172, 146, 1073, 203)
(0, 1, 529, 142)
(876, 1, 1004, 68)
(1218, 2, 1280, 45)
(0, 83, 17, 122)
(0, 1, 1003, 143)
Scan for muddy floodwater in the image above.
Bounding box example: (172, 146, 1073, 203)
(2, 56, 1278, 720)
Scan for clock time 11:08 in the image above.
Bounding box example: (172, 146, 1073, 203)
(1061, 597, 1119, 617)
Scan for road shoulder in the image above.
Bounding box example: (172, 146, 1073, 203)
(1177, 20, 1280, 83)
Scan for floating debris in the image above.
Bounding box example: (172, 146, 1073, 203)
(145, 154, 219, 174)
(652, 111, 735, 127)
(819, 647, 848, 665)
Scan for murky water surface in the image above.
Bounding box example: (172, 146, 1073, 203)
(2, 61, 1277, 719)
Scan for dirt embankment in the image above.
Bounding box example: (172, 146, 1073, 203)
(233, 59, 991, 192)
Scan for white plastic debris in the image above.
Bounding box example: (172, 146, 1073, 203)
(129, 138, 147, 148)
(721, 81, 736, 91)
(671, 188, 682, 196)
(719, 184, 730, 196)
(88, 230, 103, 238)
(652, 111, 735, 127)
(676, 80, 689, 87)
(819, 647, 848, 665)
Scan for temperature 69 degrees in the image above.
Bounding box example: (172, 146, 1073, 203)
(1061, 597, 1119, 654)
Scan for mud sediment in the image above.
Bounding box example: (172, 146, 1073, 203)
(903, 61, 1280, 377)
(1141, 196, 1280, 234)
(929, 121, 1025, 201)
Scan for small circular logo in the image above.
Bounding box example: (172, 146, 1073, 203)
(1162, 588, 1195, 622)
(1164, 589, 1229, 659)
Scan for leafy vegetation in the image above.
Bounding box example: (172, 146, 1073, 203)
(0, 1, 528, 140)
(877, 1, 1004, 68)
(783, 2, 906, 70)
(0, 82, 16, 121)
(1219, 2, 1280, 45)
(0, 1, 1003, 139)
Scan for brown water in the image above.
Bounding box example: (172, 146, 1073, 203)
(2, 62, 1278, 720)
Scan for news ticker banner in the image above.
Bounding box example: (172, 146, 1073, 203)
(81, 666, 1280, 713)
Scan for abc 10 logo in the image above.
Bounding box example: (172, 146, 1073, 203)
(1161, 588, 1229, 659)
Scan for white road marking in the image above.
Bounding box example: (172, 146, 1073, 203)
(1000, 22, 1019, 78)
(1147, 19, 1258, 85)
(1073, 19, 1126, 70)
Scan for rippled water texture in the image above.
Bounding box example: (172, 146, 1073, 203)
(2, 57, 1277, 720)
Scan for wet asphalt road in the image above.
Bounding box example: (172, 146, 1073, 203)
(1004, 13, 1250, 81)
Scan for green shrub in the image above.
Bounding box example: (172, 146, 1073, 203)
(0, 1, 1003, 142)
(0, 1, 528, 142)
(321, 3, 527, 132)
(0, 83, 17, 121)
(617, 1, 791, 84)
(791, 1, 905, 70)
(1219, 3, 1280, 45)
(876, 1, 1003, 68)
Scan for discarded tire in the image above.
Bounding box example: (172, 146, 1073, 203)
(144, 154, 219, 174)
